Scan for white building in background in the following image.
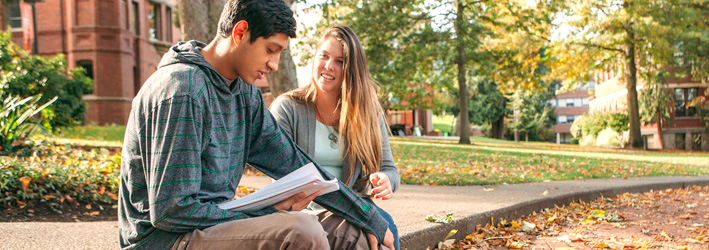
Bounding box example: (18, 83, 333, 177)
(550, 82, 594, 144)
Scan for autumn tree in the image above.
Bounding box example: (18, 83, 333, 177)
(176, 0, 298, 97)
(639, 71, 674, 149)
(544, 0, 709, 148)
(508, 87, 554, 142)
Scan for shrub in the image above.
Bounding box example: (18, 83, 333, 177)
(570, 138, 579, 145)
(0, 32, 93, 129)
(608, 113, 629, 133)
(0, 143, 120, 211)
(596, 127, 622, 148)
(0, 95, 57, 155)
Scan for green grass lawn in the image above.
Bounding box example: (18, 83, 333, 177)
(432, 114, 455, 134)
(50, 125, 125, 147)
(42, 125, 709, 187)
(390, 137, 709, 186)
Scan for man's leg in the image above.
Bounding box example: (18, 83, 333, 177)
(312, 210, 390, 250)
(171, 211, 329, 250)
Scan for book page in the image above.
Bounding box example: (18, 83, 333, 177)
(218, 163, 339, 211)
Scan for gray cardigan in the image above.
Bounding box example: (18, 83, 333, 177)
(270, 97, 400, 195)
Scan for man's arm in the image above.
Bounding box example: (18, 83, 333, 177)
(246, 88, 389, 242)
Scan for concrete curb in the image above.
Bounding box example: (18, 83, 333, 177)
(400, 178, 709, 250)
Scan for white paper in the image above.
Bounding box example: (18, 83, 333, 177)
(218, 163, 339, 211)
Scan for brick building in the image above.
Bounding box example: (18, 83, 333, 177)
(550, 82, 593, 144)
(590, 68, 708, 151)
(2, 0, 181, 125)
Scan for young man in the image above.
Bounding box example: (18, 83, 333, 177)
(118, 0, 393, 249)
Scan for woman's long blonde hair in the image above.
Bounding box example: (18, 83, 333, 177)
(284, 25, 385, 184)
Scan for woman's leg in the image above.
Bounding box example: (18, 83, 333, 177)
(374, 204, 399, 250)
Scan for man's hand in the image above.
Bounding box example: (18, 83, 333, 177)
(370, 173, 393, 200)
(366, 228, 394, 250)
(273, 191, 321, 211)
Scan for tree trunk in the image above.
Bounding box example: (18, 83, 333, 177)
(455, 1, 471, 144)
(489, 116, 504, 139)
(176, 0, 298, 97)
(177, 0, 225, 43)
(267, 39, 298, 97)
(656, 115, 664, 149)
(265, 0, 298, 97)
(0, 3, 6, 30)
(622, 2, 643, 149)
(625, 42, 642, 148)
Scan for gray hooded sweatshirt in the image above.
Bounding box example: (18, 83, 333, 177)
(118, 41, 388, 249)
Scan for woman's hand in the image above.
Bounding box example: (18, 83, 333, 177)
(370, 173, 393, 200)
(273, 191, 321, 211)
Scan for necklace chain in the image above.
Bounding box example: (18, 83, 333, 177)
(316, 106, 339, 149)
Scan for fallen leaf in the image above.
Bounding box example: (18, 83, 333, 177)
(593, 242, 610, 248)
(19, 176, 31, 193)
(675, 215, 691, 220)
(506, 241, 525, 249)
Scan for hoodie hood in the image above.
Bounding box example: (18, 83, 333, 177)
(158, 41, 237, 92)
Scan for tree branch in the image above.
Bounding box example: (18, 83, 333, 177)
(571, 42, 624, 53)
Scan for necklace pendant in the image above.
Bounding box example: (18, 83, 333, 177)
(328, 133, 338, 149)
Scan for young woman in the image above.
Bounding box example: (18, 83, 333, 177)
(270, 25, 400, 249)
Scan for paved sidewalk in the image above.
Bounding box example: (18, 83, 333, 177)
(1, 175, 708, 250)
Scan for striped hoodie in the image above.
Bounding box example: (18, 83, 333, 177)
(118, 41, 388, 249)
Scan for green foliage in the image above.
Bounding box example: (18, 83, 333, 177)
(506, 86, 555, 141)
(639, 71, 674, 128)
(0, 31, 94, 129)
(608, 113, 629, 134)
(570, 138, 580, 145)
(0, 95, 57, 154)
(0, 144, 120, 211)
(572, 112, 628, 139)
(570, 115, 586, 138)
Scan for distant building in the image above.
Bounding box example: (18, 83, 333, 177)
(2, 0, 184, 125)
(590, 67, 707, 151)
(550, 82, 593, 144)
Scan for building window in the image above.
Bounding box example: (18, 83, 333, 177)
(558, 116, 567, 124)
(165, 7, 173, 42)
(130, 1, 140, 35)
(7, 1, 22, 30)
(148, 3, 161, 40)
(77, 60, 94, 80)
(674, 88, 698, 117)
(691, 133, 702, 151)
(675, 133, 686, 150)
(565, 99, 575, 107)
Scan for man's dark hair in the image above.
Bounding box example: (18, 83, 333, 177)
(217, 0, 297, 42)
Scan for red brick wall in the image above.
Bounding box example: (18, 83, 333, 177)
(5, 0, 181, 125)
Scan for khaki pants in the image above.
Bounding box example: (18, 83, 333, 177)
(171, 210, 381, 250)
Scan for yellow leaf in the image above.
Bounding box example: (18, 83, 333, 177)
(506, 241, 525, 249)
(510, 221, 521, 228)
(19, 176, 30, 193)
(593, 242, 609, 248)
(547, 215, 557, 223)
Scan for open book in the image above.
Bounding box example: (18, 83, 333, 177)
(218, 163, 339, 211)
